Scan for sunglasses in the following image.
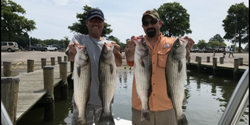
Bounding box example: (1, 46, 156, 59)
(142, 19, 158, 26)
(89, 18, 103, 23)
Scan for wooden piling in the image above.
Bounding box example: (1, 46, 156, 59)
(233, 59, 240, 80)
(59, 62, 68, 99)
(27, 59, 34, 73)
(64, 56, 67, 62)
(51, 57, 55, 66)
(220, 57, 224, 64)
(3, 61, 12, 77)
(195, 56, 198, 62)
(213, 58, 217, 76)
(197, 57, 201, 73)
(1, 77, 19, 125)
(41, 58, 46, 69)
(239, 58, 243, 65)
(43, 66, 55, 120)
(207, 56, 210, 63)
(187, 56, 190, 63)
(57, 56, 62, 64)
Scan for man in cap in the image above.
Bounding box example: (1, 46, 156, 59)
(125, 10, 194, 125)
(65, 8, 122, 125)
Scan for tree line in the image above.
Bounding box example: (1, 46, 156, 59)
(1, 0, 249, 52)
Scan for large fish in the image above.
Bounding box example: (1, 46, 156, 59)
(165, 38, 188, 125)
(98, 43, 117, 125)
(132, 35, 152, 121)
(72, 44, 91, 125)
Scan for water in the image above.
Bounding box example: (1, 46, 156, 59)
(16, 70, 249, 125)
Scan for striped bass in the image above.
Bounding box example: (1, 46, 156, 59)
(72, 44, 91, 125)
(165, 38, 188, 125)
(132, 35, 152, 122)
(98, 43, 117, 125)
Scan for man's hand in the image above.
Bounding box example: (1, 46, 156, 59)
(184, 36, 194, 59)
(124, 37, 136, 61)
(111, 41, 122, 66)
(111, 41, 120, 54)
(127, 37, 136, 53)
(68, 41, 79, 62)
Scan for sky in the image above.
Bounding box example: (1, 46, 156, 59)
(14, 0, 249, 48)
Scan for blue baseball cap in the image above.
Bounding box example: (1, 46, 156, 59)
(87, 8, 104, 21)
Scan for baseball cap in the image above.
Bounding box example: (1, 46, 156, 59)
(87, 8, 104, 21)
(142, 10, 160, 21)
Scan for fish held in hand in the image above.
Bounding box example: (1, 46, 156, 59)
(132, 35, 152, 122)
(98, 43, 117, 125)
(72, 44, 91, 125)
(165, 38, 189, 125)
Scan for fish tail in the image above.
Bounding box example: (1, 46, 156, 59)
(178, 114, 188, 125)
(74, 118, 86, 125)
(141, 109, 150, 121)
(98, 112, 115, 125)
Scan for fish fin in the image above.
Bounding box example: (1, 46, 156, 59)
(178, 60, 183, 73)
(110, 64, 114, 74)
(98, 112, 115, 125)
(178, 114, 189, 125)
(141, 109, 150, 121)
(77, 66, 81, 77)
(139, 58, 145, 68)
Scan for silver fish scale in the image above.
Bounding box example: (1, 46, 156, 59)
(73, 49, 91, 125)
(99, 62, 117, 113)
(165, 38, 188, 125)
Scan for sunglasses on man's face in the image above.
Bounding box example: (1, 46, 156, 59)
(142, 19, 158, 26)
(89, 18, 103, 23)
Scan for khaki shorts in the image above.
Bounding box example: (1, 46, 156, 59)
(132, 108, 177, 125)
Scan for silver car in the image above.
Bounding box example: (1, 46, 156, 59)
(1, 42, 19, 52)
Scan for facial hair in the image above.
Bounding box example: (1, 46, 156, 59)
(146, 28, 156, 38)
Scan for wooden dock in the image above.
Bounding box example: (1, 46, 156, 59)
(187, 56, 248, 80)
(15, 63, 71, 121)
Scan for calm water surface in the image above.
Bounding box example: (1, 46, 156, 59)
(17, 70, 249, 125)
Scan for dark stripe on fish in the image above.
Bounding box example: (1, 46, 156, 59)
(178, 60, 183, 73)
(77, 66, 81, 77)
(110, 64, 114, 74)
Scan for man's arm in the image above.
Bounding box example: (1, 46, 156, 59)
(112, 42, 122, 66)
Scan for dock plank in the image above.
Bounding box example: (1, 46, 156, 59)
(16, 63, 71, 121)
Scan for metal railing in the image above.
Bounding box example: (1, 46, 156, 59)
(218, 67, 249, 125)
(1, 100, 13, 125)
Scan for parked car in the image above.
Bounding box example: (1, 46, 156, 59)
(190, 47, 200, 52)
(1, 41, 19, 52)
(45, 45, 57, 51)
(28, 44, 47, 51)
(202, 47, 214, 53)
(218, 46, 230, 52)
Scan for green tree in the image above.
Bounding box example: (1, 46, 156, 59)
(156, 2, 192, 37)
(222, 2, 249, 53)
(197, 40, 207, 49)
(209, 34, 224, 43)
(208, 41, 220, 48)
(1, 0, 36, 41)
(68, 5, 112, 37)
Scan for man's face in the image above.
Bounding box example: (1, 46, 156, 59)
(86, 17, 104, 36)
(142, 16, 162, 38)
